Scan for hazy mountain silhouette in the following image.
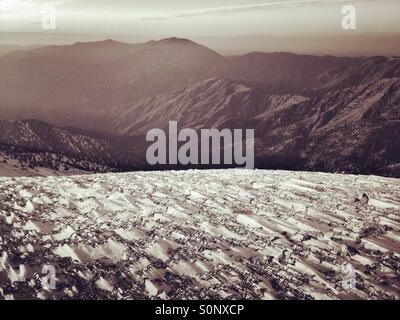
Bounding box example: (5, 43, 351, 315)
(0, 38, 399, 176)
(0, 38, 230, 128)
(1, 37, 399, 131)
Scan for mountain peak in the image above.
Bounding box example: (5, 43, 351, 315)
(157, 37, 197, 45)
(72, 39, 128, 48)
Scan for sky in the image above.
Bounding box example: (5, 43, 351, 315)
(0, 0, 399, 55)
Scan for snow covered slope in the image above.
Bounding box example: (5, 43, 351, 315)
(0, 160, 85, 177)
(0, 147, 116, 177)
(0, 152, 88, 177)
(0, 169, 399, 300)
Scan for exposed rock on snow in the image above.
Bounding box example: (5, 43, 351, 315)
(0, 169, 399, 300)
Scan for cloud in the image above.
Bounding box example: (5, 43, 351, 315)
(0, 0, 63, 29)
(137, 0, 378, 20)
(0, 0, 63, 14)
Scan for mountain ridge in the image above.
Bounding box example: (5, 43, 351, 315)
(1, 37, 400, 131)
(104, 76, 400, 176)
(0, 38, 399, 176)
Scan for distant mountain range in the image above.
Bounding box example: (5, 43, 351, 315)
(0, 38, 399, 176)
(1, 37, 399, 129)
(0, 38, 230, 128)
(105, 77, 400, 176)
